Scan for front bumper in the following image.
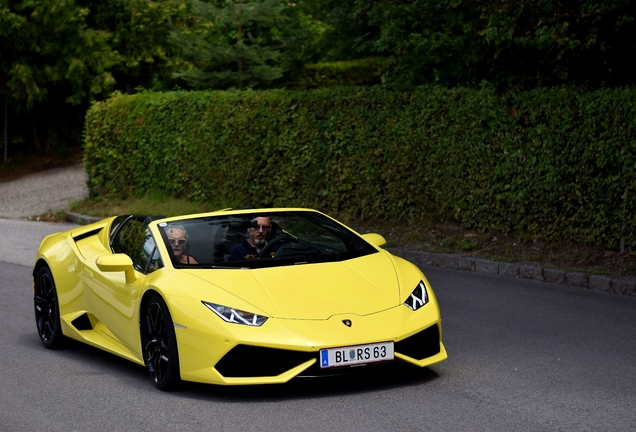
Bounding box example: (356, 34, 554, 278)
(168, 297, 447, 385)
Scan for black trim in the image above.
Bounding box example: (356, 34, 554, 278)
(395, 324, 441, 360)
(163, 211, 378, 270)
(73, 228, 102, 242)
(109, 214, 163, 250)
(71, 313, 93, 331)
(215, 345, 315, 378)
(109, 215, 133, 248)
(143, 215, 166, 225)
(215, 325, 441, 379)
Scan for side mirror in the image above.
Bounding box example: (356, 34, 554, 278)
(361, 233, 387, 248)
(96, 254, 136, 284)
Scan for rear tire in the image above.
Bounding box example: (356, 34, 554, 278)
(34, 266, 64, 349)
(142, 295, 181, 390)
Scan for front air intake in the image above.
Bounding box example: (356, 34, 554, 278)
(395, 324, 440, 360)
(215, 345, 315, 378)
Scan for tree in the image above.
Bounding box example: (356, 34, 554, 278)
(290, 0, 380, 62)
(172, 0, 291, 90)
(310, 0, 636, 89)
(83, 0, 188, 92)
(473, 0, 636, 88)
(0, 0, 118, 152)
(0, 0, 186, 154)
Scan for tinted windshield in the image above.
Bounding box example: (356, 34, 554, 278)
(157, 211, 377, 269)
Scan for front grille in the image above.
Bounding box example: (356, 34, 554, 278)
(215, 345, 315, 378)
(395, 324, 441, 360)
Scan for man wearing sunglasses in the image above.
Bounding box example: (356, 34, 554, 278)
(229, 216, 280, 261)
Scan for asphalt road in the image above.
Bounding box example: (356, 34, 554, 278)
(1, 229, 635, 431)
(1, 168, 635, 431)
(0, 219, 78, 267)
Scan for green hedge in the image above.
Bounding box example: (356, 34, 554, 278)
(84, 86, 636, 250)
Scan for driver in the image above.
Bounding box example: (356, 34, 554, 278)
(229, 216, 280, 261)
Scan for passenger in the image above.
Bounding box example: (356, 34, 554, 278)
(229, 216, 280, 261)
(165, 225, 199, 264)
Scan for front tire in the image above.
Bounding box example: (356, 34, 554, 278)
(142, 295, 181, 390)
(34, 266, 64, 349)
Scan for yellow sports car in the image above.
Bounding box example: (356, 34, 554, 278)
(33, 208, 447, 390)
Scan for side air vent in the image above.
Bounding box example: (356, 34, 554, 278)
(71, 313, 93, 331)
(73, 228, 102, 242)
(395, 324, 440, 360)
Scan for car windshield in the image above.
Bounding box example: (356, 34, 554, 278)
(157, 211, 377, 269)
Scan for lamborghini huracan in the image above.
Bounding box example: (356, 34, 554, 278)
(33, 208, 447, 390)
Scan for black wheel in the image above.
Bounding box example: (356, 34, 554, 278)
(142, 295, 180, 390)
(34, 266, 64, 349)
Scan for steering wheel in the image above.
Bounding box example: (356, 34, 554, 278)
(259, 235, 297, 258)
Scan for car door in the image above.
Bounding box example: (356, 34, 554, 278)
(83, 217, 163, 355)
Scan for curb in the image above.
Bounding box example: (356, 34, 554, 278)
(64, 211, 103, 225)
(64, 212, 636, 297)
(386, 248, 636, 297)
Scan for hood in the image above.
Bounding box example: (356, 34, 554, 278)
(183, 252, 400, 319)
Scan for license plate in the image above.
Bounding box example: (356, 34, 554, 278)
(320, 342, 394, 369)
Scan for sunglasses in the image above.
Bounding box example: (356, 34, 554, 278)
(251, 224, 271, 231)
(168, 238, 187, 246)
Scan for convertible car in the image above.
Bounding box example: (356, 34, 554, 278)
(33, 208, 447, 390)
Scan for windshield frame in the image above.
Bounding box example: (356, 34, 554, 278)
(157, 210, 378, 269)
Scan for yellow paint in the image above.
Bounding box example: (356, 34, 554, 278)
(34, 209, 447, 386)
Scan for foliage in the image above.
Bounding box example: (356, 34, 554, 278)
(0, 0, 186, 154)
(172, 0, 292, 90)
(292, 0, 379, 62)
(84, 87, 636, 251)
(85, 0, 188, 92)
(1, 0, 115, 108)
(317, 0, 636, 88)
(474, 0, 636, 87)
(285, 58, 382, 89)
(4, 0, 636, 156)
(0, 0, 184, 107)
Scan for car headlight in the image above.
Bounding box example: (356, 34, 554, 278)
(202, 301, 268, 326)
(404, 281, 428, 311)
